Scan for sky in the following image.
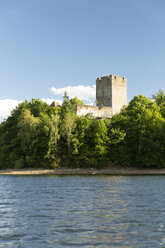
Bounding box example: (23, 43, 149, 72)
(0, 0, 165, 120)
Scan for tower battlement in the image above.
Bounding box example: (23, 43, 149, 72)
(96, 74, 127, 114)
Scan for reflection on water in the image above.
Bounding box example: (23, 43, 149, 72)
(0, 176, 165, 247)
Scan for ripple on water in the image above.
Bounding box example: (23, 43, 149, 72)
(0, 175, 165, 247)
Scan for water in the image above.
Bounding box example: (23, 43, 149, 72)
(0, 176, 165, 248)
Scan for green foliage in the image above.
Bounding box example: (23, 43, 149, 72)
(60, 91, 72, 119)
(60, 92, 84, 118)
(0, 99, 53, 168)
(14, 158, 25, 169)
(70, 97, 83, 112)
(70, 118, 111, 168)
(152, 89, 165, 118)
(110, 95, 165, 167)
(89, 119, 109, 167)
(29, 99, 50, 117)
(0, 91, 165, 169)
(60, 111, 76, 162)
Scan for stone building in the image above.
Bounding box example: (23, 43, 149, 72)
(77, 74, 127, 118)
(50, 101, 62, 108)
(76, 105, 113, 118)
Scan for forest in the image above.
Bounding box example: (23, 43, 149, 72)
(0, 90, 165, 169)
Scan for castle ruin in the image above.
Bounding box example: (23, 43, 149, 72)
(77, 74, 127, 118)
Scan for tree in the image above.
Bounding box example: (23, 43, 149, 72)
(60, 91, 72, 119)
(70, 97, 83, 113)
(45, 113, 60, 166)
(0, 100, 30, 168)
(18, 110, 43, 167)
(71, 116, 91, 166)
(152, 89, 165, 118)
(60, 111, 76, 160)
(76, 119, 109, 168)
(0, 99, 55, 169)
(29, 98, 50, 117)
(92, 119, 109, 167)
(111, 95, 165, 167)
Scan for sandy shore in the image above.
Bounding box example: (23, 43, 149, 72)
(1, 166, 165, 176)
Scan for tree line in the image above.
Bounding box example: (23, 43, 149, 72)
(0, 90, 165, 169)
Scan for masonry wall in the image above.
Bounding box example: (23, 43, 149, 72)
(96, 76, 112, 107)
(76, 105, 113, 118)
(111, 75, 127, 114)
(96, 74, 127, 114)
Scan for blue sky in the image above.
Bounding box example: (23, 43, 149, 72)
(0, 0, 165, 119)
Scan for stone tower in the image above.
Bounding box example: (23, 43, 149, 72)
(96, 75, 127, 114)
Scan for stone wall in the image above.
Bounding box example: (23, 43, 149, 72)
(111, 75, 127, 114)
(76, 74, 127, 118)
(96, 75, 112, 107)
(96, 74, 127, 114)
(76, 105, 113, 118)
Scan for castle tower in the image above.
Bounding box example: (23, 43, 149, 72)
(96, 75, 127, 114)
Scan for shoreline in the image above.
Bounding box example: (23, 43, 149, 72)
(1, 166, 165, 176)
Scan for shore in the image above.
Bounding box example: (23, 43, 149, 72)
(1, 165, 165, 175)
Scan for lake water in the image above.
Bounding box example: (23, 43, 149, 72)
(0, 175, 165, 247)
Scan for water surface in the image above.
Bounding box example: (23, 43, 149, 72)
(0, 175, 165, 247)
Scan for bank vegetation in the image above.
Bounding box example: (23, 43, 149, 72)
(0, 90, 165, 169)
